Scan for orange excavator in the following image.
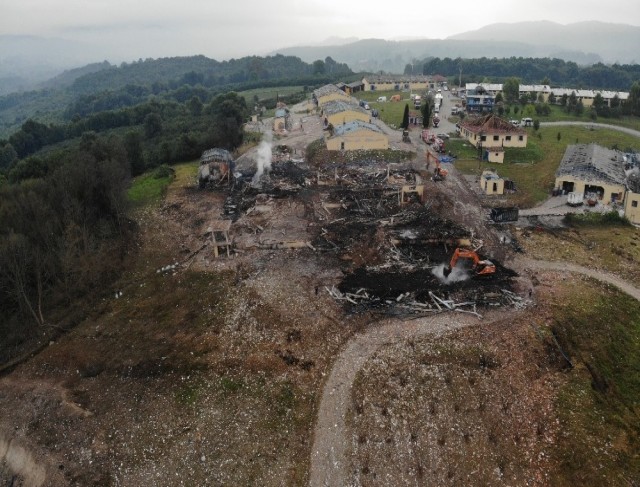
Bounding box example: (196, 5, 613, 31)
(444, 248, 496, 277)
(426, 151, 447, 181)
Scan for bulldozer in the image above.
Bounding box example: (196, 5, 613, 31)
(443, 247, 496, 277)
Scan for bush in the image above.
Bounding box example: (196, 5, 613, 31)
(153, 164, 175, 179)
(564, 211, 631, 227)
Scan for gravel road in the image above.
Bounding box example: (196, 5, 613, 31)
(308, 258, 640, 487)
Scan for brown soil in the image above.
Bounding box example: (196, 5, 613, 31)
(2, 104, 635, 487)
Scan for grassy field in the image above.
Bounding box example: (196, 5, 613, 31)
(502, 103, 640, 132)
(540, 279, 640, 485)
(238, 85, 306, 104)
(451, 125, 640, 207)
(128, 161, 198, 206)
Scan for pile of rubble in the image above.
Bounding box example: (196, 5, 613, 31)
(201, 145, 522, 316)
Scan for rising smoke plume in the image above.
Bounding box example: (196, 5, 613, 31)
(252, 132, 273, 186)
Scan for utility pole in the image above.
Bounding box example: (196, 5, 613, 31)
(459, 66, 463, 89)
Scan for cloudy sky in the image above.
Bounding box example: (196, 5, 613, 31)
(2, 0, 639, 61)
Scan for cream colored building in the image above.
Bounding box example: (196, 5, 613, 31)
(482, 147, 505, 164)
(362, 76, 432, 92)
(554, 144, 626, 204)
(325, 121, 389, 151)
(313, 84, 353, 107)
(624, 190, 640, 224)
(459, 114, 527, 149)
(321, 100, 370, 127)
(480, 170, 505, 195)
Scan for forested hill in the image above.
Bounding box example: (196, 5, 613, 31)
(68, 55, 351, 95)
(0, 54, 352, 139)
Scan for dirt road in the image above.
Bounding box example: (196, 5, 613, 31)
(308, 312, 489, 487)
(308, 258, 640, 487)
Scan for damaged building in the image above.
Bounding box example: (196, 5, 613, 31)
(313, 84, 353, 107)
(325, 120, 389, 151)
(273, 105, 292, 133)
(459, 113, 528, 149)
(321, 100, 370, 128)
(554, 144, 626, 204)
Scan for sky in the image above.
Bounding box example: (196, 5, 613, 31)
(1, 0, 639, 62)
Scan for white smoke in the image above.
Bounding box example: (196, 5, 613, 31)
(252, 132, 273, 186)
(431, 263, 471, 284)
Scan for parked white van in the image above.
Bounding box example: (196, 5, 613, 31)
(521, 117, 533, 127)
(377, 96, 387, 102)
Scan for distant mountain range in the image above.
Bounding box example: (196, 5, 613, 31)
(273, 21, 640, 73)
(1, 21, 638, 96)
(0, 35, 109, 94)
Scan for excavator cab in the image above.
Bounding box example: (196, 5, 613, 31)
(443, 248, 496, 277)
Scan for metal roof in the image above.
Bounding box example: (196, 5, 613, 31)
(313, 84, 345, 98)
(332, 120, 383, 137)
(201, 148, 233, 164)
(460, 114, 526, 135)
(556, 144, 625, 186)
(322, 99, 365, 116)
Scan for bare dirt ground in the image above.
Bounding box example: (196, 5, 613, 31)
(2, 101, 637, 486)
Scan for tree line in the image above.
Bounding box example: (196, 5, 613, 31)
(420, 57, 640, 92)
(0, 133, 131, 358)
(0, 91, 254, 183)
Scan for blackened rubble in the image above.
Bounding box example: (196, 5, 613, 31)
(201, 144, 520, 316)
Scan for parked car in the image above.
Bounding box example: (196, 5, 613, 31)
(436, 133, 450, 140)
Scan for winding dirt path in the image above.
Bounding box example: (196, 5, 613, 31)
(308, 258, 640, 487)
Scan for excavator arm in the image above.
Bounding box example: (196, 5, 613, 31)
(446, 248, 496, 276)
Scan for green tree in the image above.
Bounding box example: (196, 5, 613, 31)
(627, 81, 640, 116)
(188, 96, 203, 116)
(144, 112, 163, 138)
(312, 60, 325, 75)
(421, 95, 434, 128)
(533, 119, 540, 131)
(0, 143, 18, 170)
(502, 77, 520, 104)
(548, 92, 556, 104)
(205, 92, 248, 150)
(124, 131, 145, 175)
(560, 94, 568, 107)
(401, 104, 410, 129)
(494, 92, 503, 104)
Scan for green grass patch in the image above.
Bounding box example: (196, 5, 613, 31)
(128, 165, 175, 205)
(565, 211, 631, 227)
(453, 125, 640, 207)
(549, 283, 640, 485)
(369, 100, 413, 129)
(238, 85, 305, 104)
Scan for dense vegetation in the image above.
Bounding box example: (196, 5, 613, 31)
(0, 54, 352, 139)
(0, 133, 132, 357)
(420, 57, 640, 92)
